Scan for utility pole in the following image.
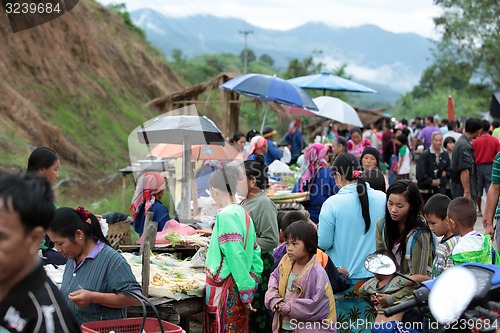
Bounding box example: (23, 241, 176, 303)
(239, 30, 253, 73)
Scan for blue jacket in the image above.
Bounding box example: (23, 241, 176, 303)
(285, 131, 307, 159)
(264, 140, 283, 166)
(133, 200, 170, 235)
(318, 183, 386, 279)
(292, 167, 337, 224)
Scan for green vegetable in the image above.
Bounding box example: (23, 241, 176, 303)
(165, 232, 182, 247)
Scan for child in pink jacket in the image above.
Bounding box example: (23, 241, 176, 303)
(265, 221, 336, 333)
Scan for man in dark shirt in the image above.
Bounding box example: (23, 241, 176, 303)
(0, 173, 80, 333)
(450, 118, 482, 200)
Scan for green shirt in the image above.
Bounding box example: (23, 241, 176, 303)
(492, 152, 500, 217)
(242, 192, 279, 254)
(205, 203, 263, 303)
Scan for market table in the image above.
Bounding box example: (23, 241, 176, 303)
(119, 244, 198, 259)
(127, 296, 204, 333)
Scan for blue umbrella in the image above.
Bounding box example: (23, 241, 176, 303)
(288, 72, 378, 94)
(220, 73, 318, 110)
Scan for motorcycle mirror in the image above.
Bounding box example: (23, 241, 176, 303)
(364, 253, 397, 275)
(428, 266, 477, 324)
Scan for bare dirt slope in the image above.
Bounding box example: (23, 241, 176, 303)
(0, 0, 183, 179)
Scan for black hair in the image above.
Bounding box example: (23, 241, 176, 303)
(443, 136, 456, 150)
(397, 134, 408, 146)
(332, 153, 371, 233)
(27, 147, 59, 173)
(280, 211, 308, 231)
(448, 197, 476, 228)
(208, 165, 240, 195)
(384, 180, 428, 255)
(423, 194, 451, 220)
(230, 131, 245, 144)
(447, 120, 457, 131)
(333, 137, 348, 153)
(49, 207, 111, 246)
(362, 169, 386, 193)
(243, 155, 269, 190)
(284, 221, 317, 257)
(393, 127, 401, 135)
(481, 120, 490, 132)
(426, 116, 434, 123)
(0, 172, 54, 232)
(465, 118, 482, 134)
(401, 119, 408, 126)
(402, 127, 411, 138)
(246, 129, 260, 142)
(351, 127, 362, 136)
(441, 119, 448, 125)
(492, 120, 500, 129)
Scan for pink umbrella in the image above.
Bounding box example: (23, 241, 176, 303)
(281, 105, 318, 116)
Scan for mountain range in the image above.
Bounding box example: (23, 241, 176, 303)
(130, 9, 436, 93)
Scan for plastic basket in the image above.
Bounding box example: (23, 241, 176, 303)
(81, 317, 184, 333)
(81, 291, 185, 333)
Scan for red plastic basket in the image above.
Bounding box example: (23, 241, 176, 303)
(81, 318, 185, 333)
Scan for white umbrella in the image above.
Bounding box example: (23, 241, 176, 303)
(313, 96, 363, 127)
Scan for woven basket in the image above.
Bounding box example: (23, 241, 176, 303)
(106, 219, 132, 250)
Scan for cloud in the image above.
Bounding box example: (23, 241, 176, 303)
(321, 56, 418, 92)
(97, 0, 440, 38)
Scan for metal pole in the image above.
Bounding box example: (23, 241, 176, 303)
(181, 135, 192, 220)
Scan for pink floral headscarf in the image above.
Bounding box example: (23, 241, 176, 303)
(130, 171, 166, 218)
(299, 143, 328, 191)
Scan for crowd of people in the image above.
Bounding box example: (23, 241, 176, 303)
(1, 114, 500, 333)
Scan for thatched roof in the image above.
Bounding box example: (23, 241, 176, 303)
(146, 72, 292, 136)
(146, 72, 240, 110)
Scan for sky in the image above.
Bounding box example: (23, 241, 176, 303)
(98, 0, 441, 38)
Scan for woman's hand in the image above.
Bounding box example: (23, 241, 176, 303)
(244, 303, 257, 312)
(68, 289, 95, 308)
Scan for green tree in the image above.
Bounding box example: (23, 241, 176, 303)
(239, 48, 256, 64)
(433, 0, 500, 87)
(282, 51, 326, 79)
(259, 54, 274, 67)
(172, 49, 185, 64)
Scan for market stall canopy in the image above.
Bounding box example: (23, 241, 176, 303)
(283, 96, 363, 127)
(148, 143, 242, 161)
(220, 73, 318, 110)
(288, 72, 378, 94)
(137, 115, 225, 145)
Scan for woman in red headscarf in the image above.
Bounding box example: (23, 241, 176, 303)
(246, 136, 268, 161)
(292, 143, 337, 224)
(130, 171, 171, 235)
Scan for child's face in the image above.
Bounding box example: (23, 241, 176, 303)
(425, 213, 450, 237)
(387, 194, 410, 223)
(286, 238, 310, 263)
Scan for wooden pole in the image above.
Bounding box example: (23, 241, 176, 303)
(221, 89, 229, 138)
(122, 173, 127, 212)
(141, 212, 158, 297)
